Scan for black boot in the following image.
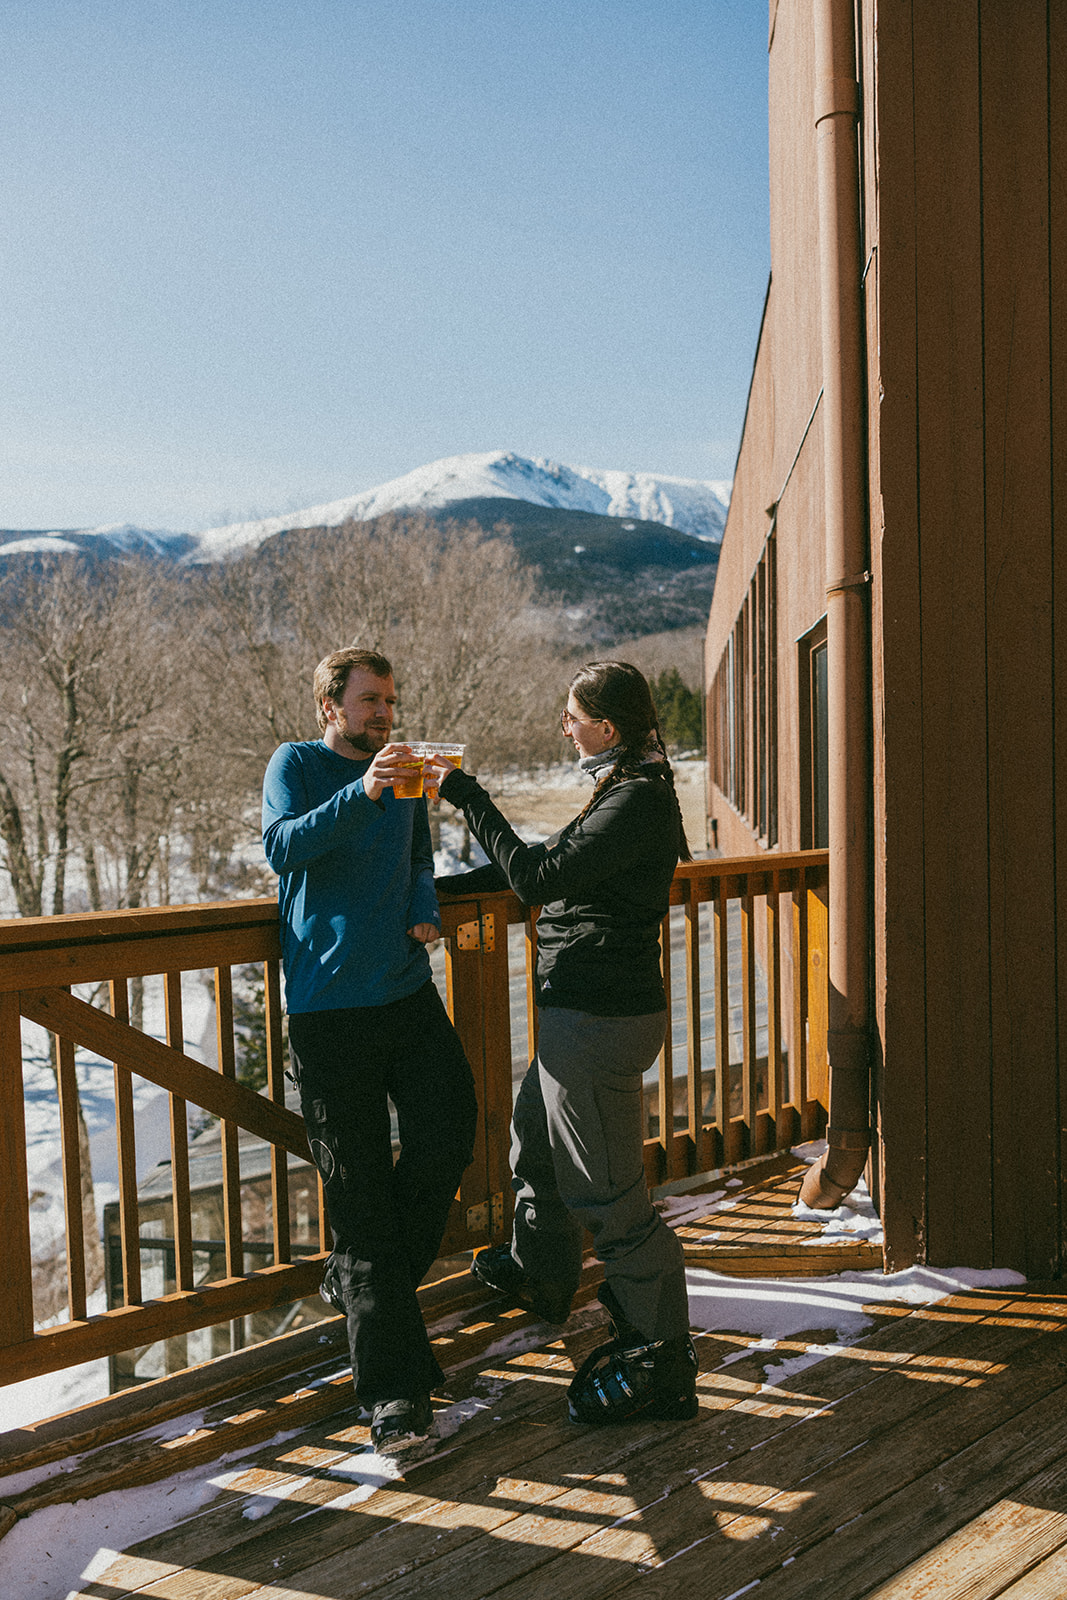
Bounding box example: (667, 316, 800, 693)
(567, 1283, 698, 1425)
(470, 1243, 573, 1325)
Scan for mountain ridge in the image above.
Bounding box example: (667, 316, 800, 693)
(0, 450, 730, 563)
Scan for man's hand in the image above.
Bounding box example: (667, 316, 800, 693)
(361, 743, 421, 804)
(408, 923, 440, 944)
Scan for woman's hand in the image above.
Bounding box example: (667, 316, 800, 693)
(423, 752, 460, 806)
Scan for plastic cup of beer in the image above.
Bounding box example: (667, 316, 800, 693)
(391, 742, 430, 800)
(424, 742, 465, 801)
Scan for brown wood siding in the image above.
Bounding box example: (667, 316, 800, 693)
(875, 0, 1065, 1275)
(981, 1, 1057, 1273)
(1053, 0, 1067, 1290)
(711, 0, 1066, 1276)
(914, 0, 991, 1268)
(865, 0, 929, 1269)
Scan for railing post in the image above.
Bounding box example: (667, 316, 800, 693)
(163, 972, 194, 1295)
(0, 992, 34, 1349)
(437, 896, 514, 1254)
(265, 956, 290, 1266)
(684, 881, 705, 1172)
(55, 1017, 88, 1322)
(213, 964, 245, 1280)
(766, 871, 788, 1152)
(110, 978, 143, 1307)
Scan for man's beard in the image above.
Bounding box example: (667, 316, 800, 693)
(337, 715, 389, 757)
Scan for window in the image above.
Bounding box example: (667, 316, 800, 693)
(709, 535, 777, 845)
(798, 617, 828, 849)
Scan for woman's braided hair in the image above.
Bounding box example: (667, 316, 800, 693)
(569, 660, 693, 863)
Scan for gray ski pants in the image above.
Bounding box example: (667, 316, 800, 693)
(510, 1006, 691, 1343)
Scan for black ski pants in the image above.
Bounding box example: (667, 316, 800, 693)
(287, 980, 478, 1406)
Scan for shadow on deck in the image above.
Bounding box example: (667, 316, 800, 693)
(4, 1160, 1067, 1599)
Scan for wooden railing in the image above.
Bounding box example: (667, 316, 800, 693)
(0, 852, 827, 1389)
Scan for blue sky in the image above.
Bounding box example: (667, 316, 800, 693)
(3, 1, 769, 531)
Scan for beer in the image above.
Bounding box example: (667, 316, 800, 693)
(424, 742, 465, 801)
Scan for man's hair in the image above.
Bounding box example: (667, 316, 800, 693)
(313, 647, 393, 732)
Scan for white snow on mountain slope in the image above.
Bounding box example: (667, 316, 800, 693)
(0, 523, 188, 558)
(193, 451, 732, 559)
(0, 534, 85, 555)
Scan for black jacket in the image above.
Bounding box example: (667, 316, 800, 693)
(437, 766, 679, 1016)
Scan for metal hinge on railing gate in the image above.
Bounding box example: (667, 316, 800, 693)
(466, 1192, 505, 1233)
(455, 913, 495, 952)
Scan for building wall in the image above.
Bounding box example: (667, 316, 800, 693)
(707, 0, 1067, 1276)
(872, 0, 1066, 1276)
(704, 0, 825, 861)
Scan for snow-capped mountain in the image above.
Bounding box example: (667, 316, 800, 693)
(192, 451, 731, 560)
(0, 523, 193, 560)
(0, 453, 731, 566)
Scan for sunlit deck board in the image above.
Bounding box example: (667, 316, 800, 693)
(50, 1278, 1067, 1600)
(5, 1162, 1067, 1599)
(674, 1156, 884, 1274)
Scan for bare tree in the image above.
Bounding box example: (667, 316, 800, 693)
(0, 557, 119, 916)
(189, 511, 560, 776)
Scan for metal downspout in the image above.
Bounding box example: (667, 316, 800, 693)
(798, 0, 872, 1208)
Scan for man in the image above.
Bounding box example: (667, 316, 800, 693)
(262, 646, 478, 1454)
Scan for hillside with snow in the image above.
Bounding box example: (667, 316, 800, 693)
(0, 457, 731, 646)
(191, 451, 731, 560)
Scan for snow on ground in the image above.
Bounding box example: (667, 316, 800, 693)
(0, 1139, 1028, 1600)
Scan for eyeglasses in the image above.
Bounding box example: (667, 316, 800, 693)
(559, 707, 604, 733)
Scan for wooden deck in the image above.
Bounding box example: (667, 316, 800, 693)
(5, 1160, 1067, 1599)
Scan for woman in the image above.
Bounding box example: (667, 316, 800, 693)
(428, 660, 698, 1425)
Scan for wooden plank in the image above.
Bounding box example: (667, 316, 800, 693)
(584, 1336, 1067, 1600)
(979, 0, 1057, 1278)
(680, 1244, 881, 1276)
(713, 880, 733, 1164)
(1053, 0, 1067, 1294)
(740, 887, 756, 1147)
(997, 1545, 1067, 1600)
(436, 904, 491, 1256)
(717, 1408, 1067, 1600)
(0, 992, 34, 1348)
(0, 1258, 328, 1385)
(0, 897, 279, 949)
(19, 987, 310, 1159)
(480, 901, 516, 1241)
(868, 0, 926, 1272)
(683, 885, 704, 1168)
(657, 913, 674, 1175)
(50, 1295, 973, 1599)
(806, 884, 829, 1117)
(54, 1024, 87, 1322)
(791, 866, 810, 1125)
(766, 873, 788, 1150)
(213, 965, 244, 1279)
(524, 906, 539, 1061)
(859, 1477, 1067, 1599)
(70, 1340, 592, 1598)
(264, 957, 290, 1265)
(109, 978, 142, 1307)
(0, 922, 281, 993)
(316, 1308, 1067, 1600)
(40, 1277, 1060, 1597)
(906, 0, 990, 1271)
(163, 972, 194, 1296)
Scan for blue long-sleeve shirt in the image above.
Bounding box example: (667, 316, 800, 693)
(262, 739, 440, 1013)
